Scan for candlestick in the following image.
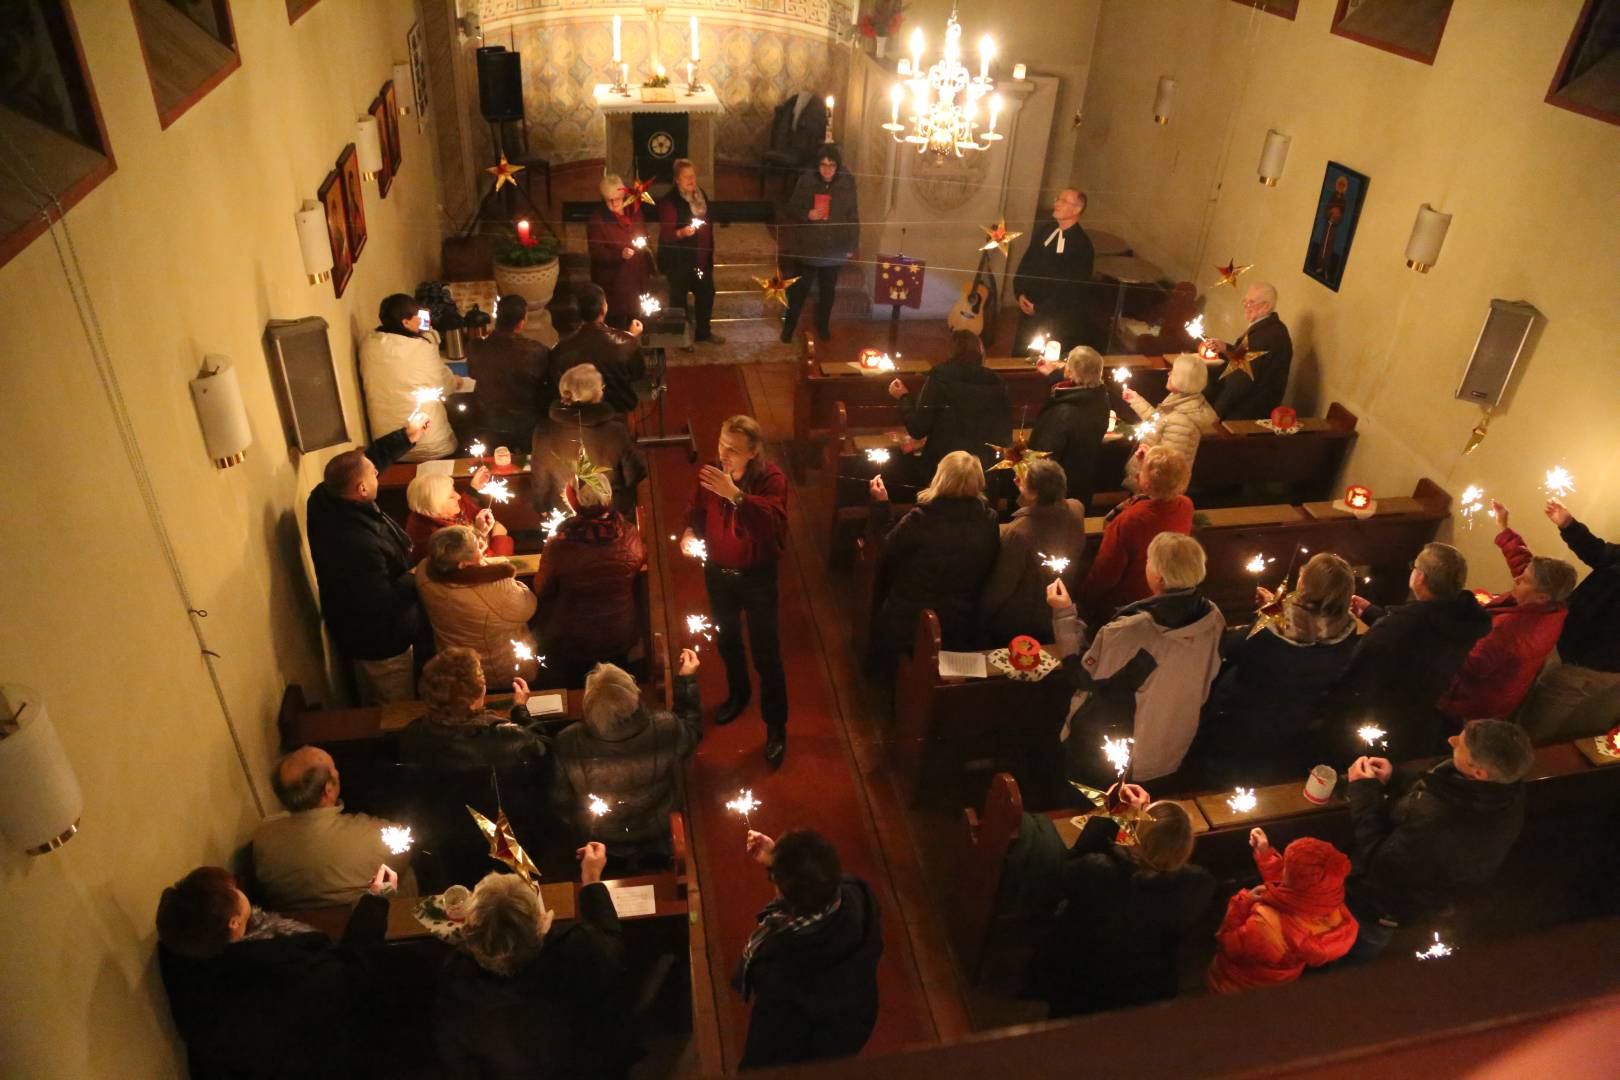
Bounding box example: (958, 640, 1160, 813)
(612, 14, 621, 62)
(620, 61, 628, 87)
(690, 15, 699, 61)
(687, 60, 694, 87)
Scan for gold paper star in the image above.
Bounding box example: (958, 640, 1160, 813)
(486, 154, 525, 192)
(986, 435, 1051, 480)
(620, 178, 656, 206)
(1212, 258, 1254, 289)
(1218, 341, 1268, 380)
(980, 218, 1024, 256)
(754, 271, 800, 308)
(466, 805, 542, 885)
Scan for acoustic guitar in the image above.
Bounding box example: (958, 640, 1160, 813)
(946, 249, 998, 341)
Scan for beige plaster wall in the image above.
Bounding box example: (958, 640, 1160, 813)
(1075, 0, 1620, 590)
(0, 1, 440, 1074)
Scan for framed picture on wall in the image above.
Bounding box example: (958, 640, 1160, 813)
(317, 169, 352, 298)
(406, 21, 429, 132)
(1301, 161, 1369, 292)
(369, 95, 394, 198)
(337, 143, 367, 261)
(382, 79, 403, 173)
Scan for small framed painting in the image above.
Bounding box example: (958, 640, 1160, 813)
(369, 94, 394, 198)
(406, 21, 429, 131)
(318, 169, 352, 298)
(382, 79, 403, 173)
(1301, 161, 1369, 292)
(337, 143, 367, 261)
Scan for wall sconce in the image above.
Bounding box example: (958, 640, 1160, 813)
(1257, 129, 1290, 186)
(392, 63, 414, 114)
(356, 116, 384, 182)
(1012, 63, 1027, 80)
(1152, 77, 1176, 124)
(1405, 203, 1452, 272)
(189, 356, 252, 469)
(295, 200, 333, 284)
(0, 685, 84, 855)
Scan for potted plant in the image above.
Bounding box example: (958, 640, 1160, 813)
(492, 222, 562, 311)
(858, 0, 907, 59)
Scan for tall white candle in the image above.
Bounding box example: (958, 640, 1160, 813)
(989, 93, 1002, 131)
(910, 28, 924, 74)
(979, 35, 993, 81)
(890, 83, 903, 124)
(612, 15, 622, 62)
(690, 16, 700, 62)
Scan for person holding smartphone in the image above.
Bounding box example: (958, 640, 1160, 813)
(359, 293, 472, 461)
(780, 143, 859, 344)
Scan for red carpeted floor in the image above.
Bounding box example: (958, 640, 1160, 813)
(640, 364, 939, 1071)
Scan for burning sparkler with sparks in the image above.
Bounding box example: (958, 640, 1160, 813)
(683, 537, 708, 563)
(631, 235, 648, 250)
(1101, 735, 1133, 778)
(1184, 315, 1205, 342)
(1543, 466, 1575, 498)
(1027, 333, 1048, 356)
(542, 506, 569, 539)
(510, 640, 542, 671)
(685, 614, 714, 642)
(1226, 787, 1257, 813)
(1415, 932, 1454, 960)
(865, 447, 891, 465)
(409, 386, 445, 422)
(689, 217, 706, 230)
(1245, 553, 1269, 574)
(1357, 724, 1389, 749)
(725, 789, 760, 825)
(1112, 367, 1129, 384)
(466, 440, 487, 460)
(380, 825, 414, 855)
(1039, 552, 1071, 575)
(481, 477, 514, 504)
(586, 794, 610, 819)
(1134, 413, 1161, 441)
(1459, 485, 1487, 529)
(639, 293, 662, 317)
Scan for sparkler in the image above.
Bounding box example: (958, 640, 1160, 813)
(1415, 932, 1454, 960)
(875, 353, 896, 372)
(1245, 553, 1268, 574)
(689, 217, 706, 230)
(1027, 333, 1048, 356)
(466, 440, 488, 460)
(639, 293, 662, 317)
(1134, 412, 1161, 441)
(482, 477, 513, 504)
(1039, 552, 1071, 575)
(1543, 466, 1575, 498)
(510, 641, 542, 672)
(1184, 314, 1205, 341)
(684, 537, 708, 563)
(685, 614, 714, 641)
(586, 794, 611, 819)
(1459, 485, 1487, 529)
(1112, 367, 1129, 384)
(725, 789, 760, 825)
(380, 825, 414, 855)
(631, 235, 648, 250)
(865, 447, 891, 465)
(1101, 735, 1133, 778)
(1357, 724, 1389, 749)
(1226, 787, 1257, 813)
(542, 506, 569, 538)
(409, 386, 445, 422)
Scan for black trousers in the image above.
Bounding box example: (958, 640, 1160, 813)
(782, 262, 841, 338)
(703, 562, 788, 730)
(669, 262, 716, 339)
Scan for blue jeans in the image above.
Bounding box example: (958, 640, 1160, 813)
(1341, 897, 1397, 965)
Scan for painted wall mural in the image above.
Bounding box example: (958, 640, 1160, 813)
(482, 0, 849, 165)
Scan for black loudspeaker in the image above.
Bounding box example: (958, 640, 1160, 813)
(1454, 300, 1540, 408)
(476, 46, 524, 122)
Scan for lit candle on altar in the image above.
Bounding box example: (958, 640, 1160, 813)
(516, 218, 532, 246)
(612, 14, 621, 62)
(690, 16, 700, 61)
(910, 28, 924, 74)
(979, 35, 994, 81)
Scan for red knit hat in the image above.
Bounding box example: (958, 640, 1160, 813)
(1268, 837, 1351, 916)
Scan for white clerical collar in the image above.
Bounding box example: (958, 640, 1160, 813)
(1044, 221, 1075, 254)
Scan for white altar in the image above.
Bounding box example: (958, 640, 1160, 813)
(592, 84, 724, 186)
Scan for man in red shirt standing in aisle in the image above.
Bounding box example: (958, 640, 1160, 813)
(681, 415, 791, 767)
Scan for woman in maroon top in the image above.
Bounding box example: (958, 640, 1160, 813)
(585, 174, 653, 330)
(657, 158, 723, 347)
(403, 471, 513, 566)
(1078, 445, 1193, 621)
(679, 415, 790, 768)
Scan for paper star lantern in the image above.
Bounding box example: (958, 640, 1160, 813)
(1218, 341, 1268, 380)
(466, 805, 542, 886)
(486, 154, 525, 192)
(1212, 258, 1254, 289)
(980, 218, 1024, 256)
(619, 177, 656, 206)
(754, 271, 800, 308)
(986, 434, 1051, 480)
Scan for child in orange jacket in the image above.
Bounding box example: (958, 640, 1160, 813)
(1207, 830, 1359, 993)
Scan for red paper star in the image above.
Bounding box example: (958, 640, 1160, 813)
(620, 177, 656, 207)
(486, 154, 525, 192)
(1212, 258, 1254, 289)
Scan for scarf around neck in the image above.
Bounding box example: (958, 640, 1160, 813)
(737, 889, 843, 999)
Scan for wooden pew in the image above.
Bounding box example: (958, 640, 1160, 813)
(951, 743, 1619, 981)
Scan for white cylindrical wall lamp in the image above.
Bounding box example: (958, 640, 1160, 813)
(295, 200, 333, 284)
(356, 116, 384, 181)
(392, 63, 413, 114)
(189, 356, 252, 469)
(1257, 129, 1291, 186)
(1405, 203, 1452, 272)
(0, 685, 84, 856)
(1153, 77, 1176, 124)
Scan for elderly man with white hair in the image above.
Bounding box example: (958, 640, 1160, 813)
(1205, 281, 1294, 421)
(1048, 531, 1225, 784)
(585, 171, 654, 330)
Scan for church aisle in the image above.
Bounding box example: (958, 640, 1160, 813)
(641, 364, 945, 1070)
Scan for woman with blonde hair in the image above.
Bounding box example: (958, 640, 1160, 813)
(867, 450, 999, 667)
(1078, 444, 1194, 620)
(1122, 353, 1218, 491)
(414, 525, 539, 688)
(403, 470, 512, 565)
(1195, 552, 1360, 784)
(585, 172, 652, 329)
(1027, 781, 1215, 1018)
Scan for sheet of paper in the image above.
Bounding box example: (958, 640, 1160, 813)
(414, 459, 454, 476)
(938, 651, 988, 679)
(526, 693, 565, 716)
(606, 884, 657, 918)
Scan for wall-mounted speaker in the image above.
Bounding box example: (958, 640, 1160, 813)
(1455, 300, 1540, 409)
(476, 46, 524, 122)
(265, 317, 349, 453)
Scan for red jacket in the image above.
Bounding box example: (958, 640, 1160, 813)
(686, 460, 788, 570)
(1078, 494, 1194, 617)
(1207, 838, 1358, 993)
(586, 203, 653, 326)
(403, 492, 515, 566)
(1438, 527, 1567, 721)
(533, 509, 646, 665)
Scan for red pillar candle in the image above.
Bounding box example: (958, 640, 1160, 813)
(516, 219, 533, 246)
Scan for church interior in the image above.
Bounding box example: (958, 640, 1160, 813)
(3, 0, 1619, 1076)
